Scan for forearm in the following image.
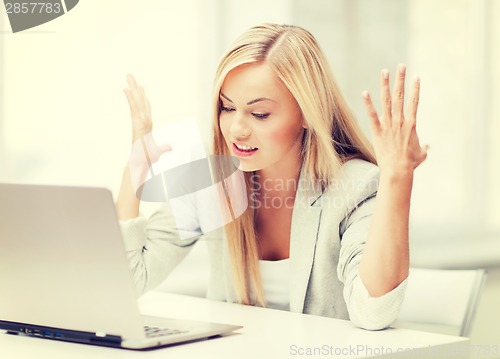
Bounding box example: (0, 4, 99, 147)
(116, 136, 154, 220)
(359, 170, 413, 297)
(116, 165, 141, 220)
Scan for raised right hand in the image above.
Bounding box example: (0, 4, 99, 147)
(123, 74, 155, 143)
(123, 75, 171, 192)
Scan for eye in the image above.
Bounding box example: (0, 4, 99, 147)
(221, 105, 235, 113)
(252, 113, 270, 120)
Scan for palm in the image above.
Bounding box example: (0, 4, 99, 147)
(124, 74, 153, 142)
(362, 65, 428, 174)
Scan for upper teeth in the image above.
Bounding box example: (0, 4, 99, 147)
(236, 144, 256, 150)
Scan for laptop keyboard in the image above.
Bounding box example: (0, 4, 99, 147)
(144, 325, 188, 338)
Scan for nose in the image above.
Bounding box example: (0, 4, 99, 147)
(229, 114, 251, 139)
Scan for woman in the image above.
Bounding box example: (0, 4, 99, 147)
(116, 23, 428, 330)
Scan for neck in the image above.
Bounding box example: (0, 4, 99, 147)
(254, 160, 302, 199)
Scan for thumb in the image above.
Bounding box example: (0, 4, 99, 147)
(159, 144, 172, 154)
(420, 144, 430, 162)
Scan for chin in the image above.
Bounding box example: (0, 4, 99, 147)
(239, 164, 259, 172)
(236, 160, 264, 173)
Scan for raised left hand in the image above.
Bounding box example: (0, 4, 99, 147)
(362, 64, 428, 176)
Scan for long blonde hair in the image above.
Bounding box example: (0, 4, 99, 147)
(212, 24, 375, 307)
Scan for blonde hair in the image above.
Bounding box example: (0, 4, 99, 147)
(212, 24, 376, 307)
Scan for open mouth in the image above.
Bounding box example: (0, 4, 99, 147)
(233, 143, 258, 156)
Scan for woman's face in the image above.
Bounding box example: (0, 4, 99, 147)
(219, 62, 304, 174)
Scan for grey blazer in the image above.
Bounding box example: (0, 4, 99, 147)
(120, 159, 407, 330)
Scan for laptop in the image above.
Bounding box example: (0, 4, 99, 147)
(0, 183, 242, 350)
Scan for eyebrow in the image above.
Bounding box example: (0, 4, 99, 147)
(220, 92, 276, 105)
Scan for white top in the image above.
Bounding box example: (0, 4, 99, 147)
(259, 258, 290, 311)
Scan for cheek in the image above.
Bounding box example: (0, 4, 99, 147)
(268, 129, 289, 145)
(265, 122, 302, 147)
(219, 117, 229, 140)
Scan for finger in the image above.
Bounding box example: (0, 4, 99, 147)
(407, 76, 420, 120)
(380, 69, 392, 124)
(128, 88, 145, 117)
(362, 91, 381, 134)
(139, 86, 150, 112)
(159, 144, 172, 153)
(392, 64, 406, 125)
(143, 135, 171, 156)
(420, 144, 429, 163)
(126, 74, 138, 91)
(126, 76, 139, 106)
(123, 88, 137, 113)
(127, 75, 144, 106)
(136, 86, 152, 122)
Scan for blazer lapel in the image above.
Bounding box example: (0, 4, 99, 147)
(289, 173, 323, 313)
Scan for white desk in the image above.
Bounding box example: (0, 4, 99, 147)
(0, 291, 470, 358)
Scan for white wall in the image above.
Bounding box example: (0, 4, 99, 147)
(1, 0, 200, 194)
